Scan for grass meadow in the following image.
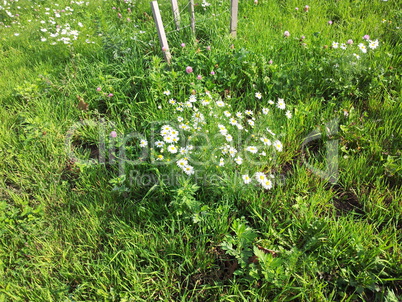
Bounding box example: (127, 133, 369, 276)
(1, 0, 401, 301)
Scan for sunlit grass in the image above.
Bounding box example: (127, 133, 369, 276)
(0, 0, 401, 300)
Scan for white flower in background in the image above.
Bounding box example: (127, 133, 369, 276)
(285, 110, 292, 119)
(340, 43, 347, 50)
(358, 43, 367, 53)
(201, 99, 210, 106)
(163, 90, 170, 95)
(177, 116, 184, 122)
(268, 100, 275, 105)
(228, 147, 237, 157)
(273, 140, 283, 152)
(229, 118, 238, 126)
(255, 172, 267, 183)
(219, 158, 225, 166)
(156, 154, 164, 161)
(261, 179, 273, 190)
(140, 139, 148, 147)
(236, 112, 243, 118)
(262, 108, 269, 115)
(242, 174, 252, 184)
(167, 145, 178, 154)
(183, 165, 195, 175)
(255, 92, 262, 99)
(169, 98, 176, 105)
(260, 137, 271, 146)
(216, 100, 225, 107)
(189, 95, 197, 102)
(177, 158, 188, 168)
(332, 42, 339, 49)
(218, 124, 228, 135)
(225, 134, 233, 142)
(277, 98, 286, 110)
(224, 110, 231, 117)
(368, 39, 379, 49)
(235, 156, 243, 164)
(155, 140, 164, 148)
(353, 53, 360, 59)
(246, 146, 258, 154)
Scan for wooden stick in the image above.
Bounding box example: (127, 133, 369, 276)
(171, 0, 181, 30)
(151, 1, 171, 64)
(189, 0, 195, 34)
(230, 0, 238, 38)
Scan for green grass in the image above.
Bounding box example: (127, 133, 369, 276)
(1, 0, 401, 301)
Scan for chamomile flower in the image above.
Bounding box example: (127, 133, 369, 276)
(140, 139, 148, 147)
(224, 111, 231, 117)
(242, 174, 252, 184)
(155, 140, 165, 148)
(261, 179, 273, 190)
(247, 120, 255, 127)
(229, 118, 238, 126)
(169, 98, 176, 104)
(332, 42, 339, 49)
(156, 154, 164, 161)
(218, 124, 227, 134)
(236, 112, 243, 118)
(255, 92, 262, 99)
(368, 39, 379, 49)
(228, 147, 237, 157)
(255, 172, 267, 183)
(176, 107, 184, 112)
(216, 100, 225, 107)
(277, 98, 286, 110)
(285, 110, 292, 119)
(163, 135, 174, 143)
(201, 99, 210, 106)
(246, 146, 258, 154)
(177, 116, 184, 122)
(167, 145, 178, 153)
(189, 94, 197, 102)
(177, 158, 188, 168)
(163, 90, 171, 96)
(262, 108, 269, 115)
(225, 134, 233, 142)
(245, 110, 253, 116)
(358, 43, 367, 53)
(268, 100, 275, 105)
(273, 140, 283, 152)
(219, 158, 225, 166)
(260, 137, 271, 146)
(183, 165, 195, 175)
(235, 156, 243, 164)
(340, 43, 347, 50)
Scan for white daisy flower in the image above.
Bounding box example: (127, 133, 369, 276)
(140, 139, 148, 147)
(155, 140, 165, 148)
(285, 110, 292, 119)
(235, 156, 243, 164)
(183, 165, 195, 175)
(273, 140, 283, 152)
(167, 145, 178, 153)
(245, 146, 258, 154)
(163, 90, 171, 96)
(261, 179, 273, 190)
(260, 137, 271, 146)
(262, 108, 269, 115)
(242, 174, 252, 184)
(255, 92, 262, 99)
(216, 100, 225, 107)
(277, 98, 286, 110)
